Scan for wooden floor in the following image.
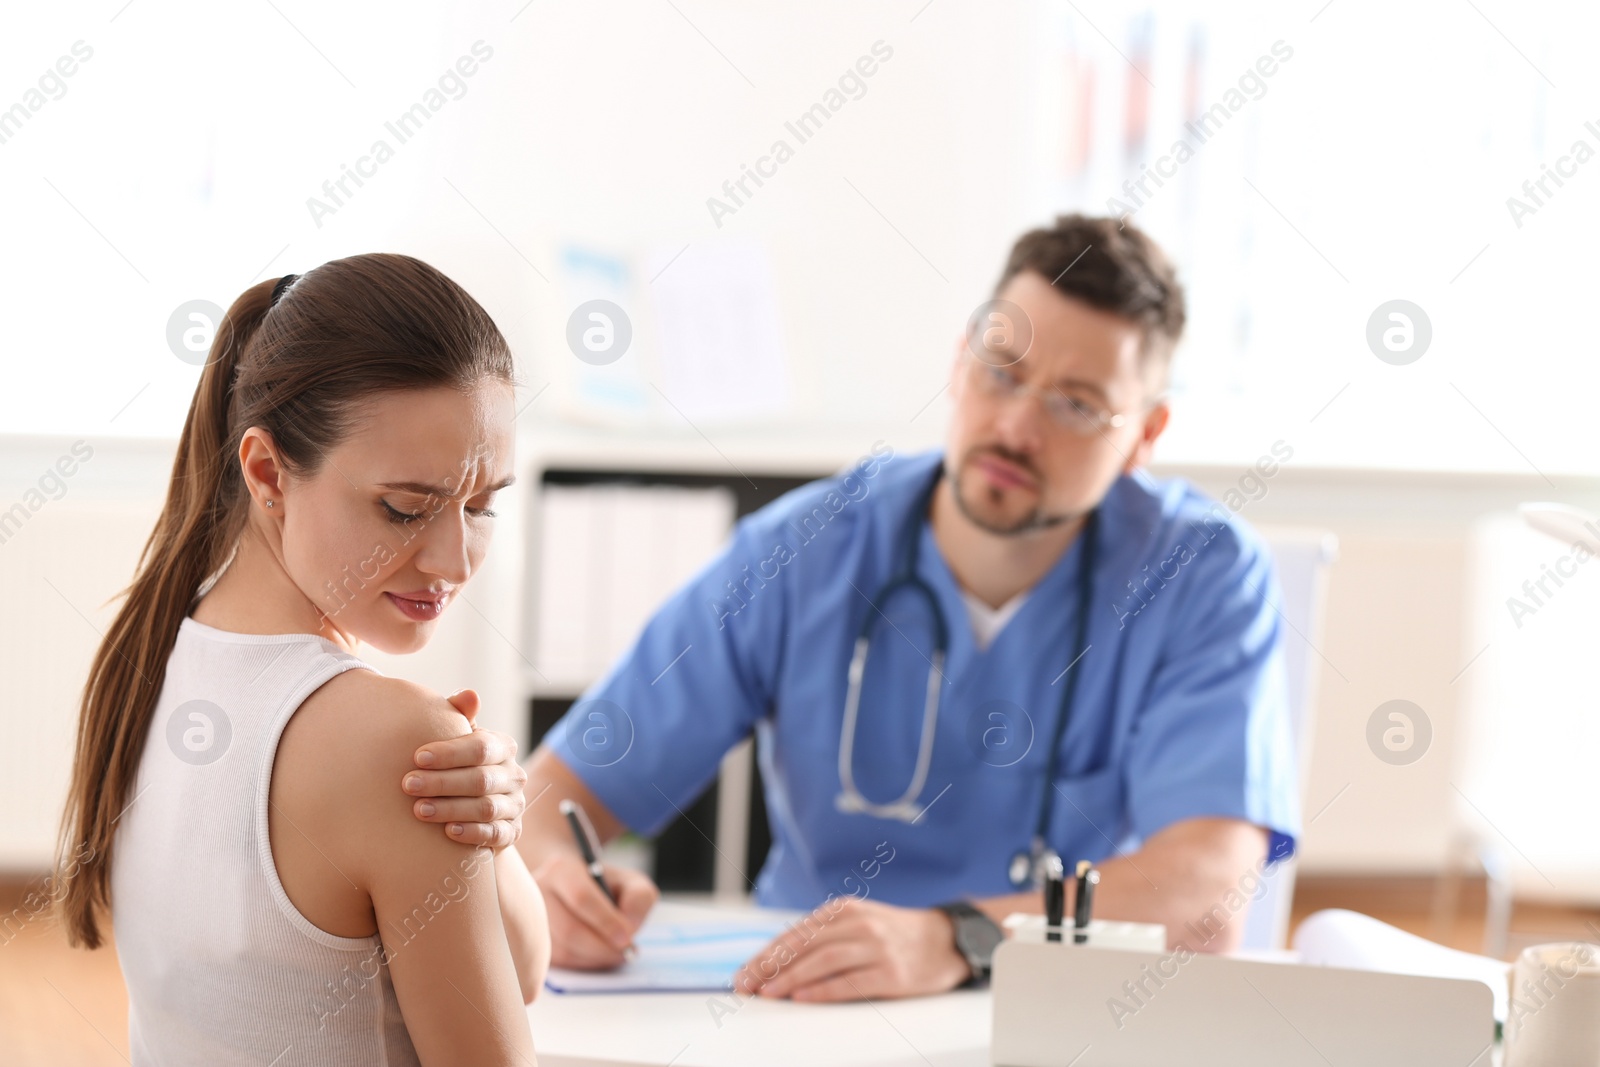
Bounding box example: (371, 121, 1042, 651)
(3, 874, 1597, 1065)
(1, 877, 132, 1066)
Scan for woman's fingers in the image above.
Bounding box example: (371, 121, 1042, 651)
(404, 728, 529, 848)
(403, 763, 523, 799)
(445, 687, 481, 723)
(412, 793, 519, 824)
(442, 818, 520, 848)
(413, 727, 518, 771)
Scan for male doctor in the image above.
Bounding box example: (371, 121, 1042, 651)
(404, 214, 1300, 1001)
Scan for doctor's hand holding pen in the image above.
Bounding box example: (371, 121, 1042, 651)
(521, 753, 659, 969)
(407, 731, 660, 969)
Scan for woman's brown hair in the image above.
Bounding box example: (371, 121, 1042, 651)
(56, 253, 515, 948)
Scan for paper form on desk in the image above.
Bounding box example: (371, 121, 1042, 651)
(545, 909, 793, 994)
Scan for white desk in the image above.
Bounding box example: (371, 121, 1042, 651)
(529, 900, 991, 1066)
(530, 986, 991, 1067)
(530, 987, 1505, 1067)
(526, 902, 1505, 1067)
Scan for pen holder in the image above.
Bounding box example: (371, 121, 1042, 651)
(1003, 913, 1167, 953)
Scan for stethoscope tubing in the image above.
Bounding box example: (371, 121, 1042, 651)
(834, 463, 1100, 885)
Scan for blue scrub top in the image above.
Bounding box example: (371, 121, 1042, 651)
(549, 446, 1300, 910)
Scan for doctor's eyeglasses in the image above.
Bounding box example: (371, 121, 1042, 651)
(960, 349, 1137, 437)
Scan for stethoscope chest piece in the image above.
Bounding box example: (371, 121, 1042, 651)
(1008, 840, 1060, 888)
(1007, 848, 1035, 888)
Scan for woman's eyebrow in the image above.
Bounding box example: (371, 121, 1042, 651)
(378, 475, 517, 496)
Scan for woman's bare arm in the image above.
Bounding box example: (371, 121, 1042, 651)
(400, 687, 549, 1000)
(284, 673, 538, 1066)
(495, 844, 551, 1003)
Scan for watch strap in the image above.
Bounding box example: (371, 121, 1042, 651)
(935, 900, 1003, 984)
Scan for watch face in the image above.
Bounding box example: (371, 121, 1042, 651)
(954, 909, 1003, 966)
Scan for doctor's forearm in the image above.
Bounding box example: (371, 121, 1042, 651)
(1113, 818, 1269, 953)
(970, 863, 1242, 954)
(972, 819, 1269, 954)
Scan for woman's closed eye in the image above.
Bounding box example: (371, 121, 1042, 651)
(382, 499, 497, 523)
(382, 500, 425, 523)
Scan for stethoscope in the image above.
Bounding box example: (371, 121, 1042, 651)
(834, 464, 1099, 888)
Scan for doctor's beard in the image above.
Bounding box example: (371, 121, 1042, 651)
(947, 447, 1082, 537)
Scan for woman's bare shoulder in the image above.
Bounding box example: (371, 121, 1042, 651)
(299, 670, 471, 756)
(269, 668, 481, 933)
(275, 670, 471, 841)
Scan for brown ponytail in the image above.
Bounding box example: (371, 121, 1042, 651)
(56, 254, 514, 948)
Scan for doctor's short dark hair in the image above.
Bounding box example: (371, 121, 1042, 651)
(996, 214, 1187, 370)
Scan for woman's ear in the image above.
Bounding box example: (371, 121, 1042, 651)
(238, 427, 286, 512)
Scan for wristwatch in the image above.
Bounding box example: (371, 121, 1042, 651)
(935, 901, 1004, 984)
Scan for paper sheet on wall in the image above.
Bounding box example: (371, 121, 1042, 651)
(644, 240, 790, 425)
(557, 244, 652, 421)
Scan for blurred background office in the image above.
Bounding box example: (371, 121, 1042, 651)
(3, 0, 1599, 1060)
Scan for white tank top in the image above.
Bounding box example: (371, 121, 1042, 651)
(110, 616, 421, 1066)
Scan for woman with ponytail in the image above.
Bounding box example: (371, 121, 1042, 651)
(56, 254, 547, 1065)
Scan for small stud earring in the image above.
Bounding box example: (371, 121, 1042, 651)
(265, 500, 275, 509)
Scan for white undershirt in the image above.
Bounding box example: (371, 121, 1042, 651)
(960, 589, 1030, 651)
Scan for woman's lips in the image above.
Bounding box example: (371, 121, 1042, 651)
(385, 591, 450, 621)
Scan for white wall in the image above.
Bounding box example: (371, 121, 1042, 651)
(0, 1, 1038, 447)
(1457, 513, 1600, 904)
(7, 1, 1600, 480)
(1168, 460, 1600, 903)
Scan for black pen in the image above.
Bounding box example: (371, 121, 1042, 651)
(560, 798, 614, 901)
(560, 798, 637, 959)
(1073, 860, 1099, 945)
(1043, 854, 1066, 943)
